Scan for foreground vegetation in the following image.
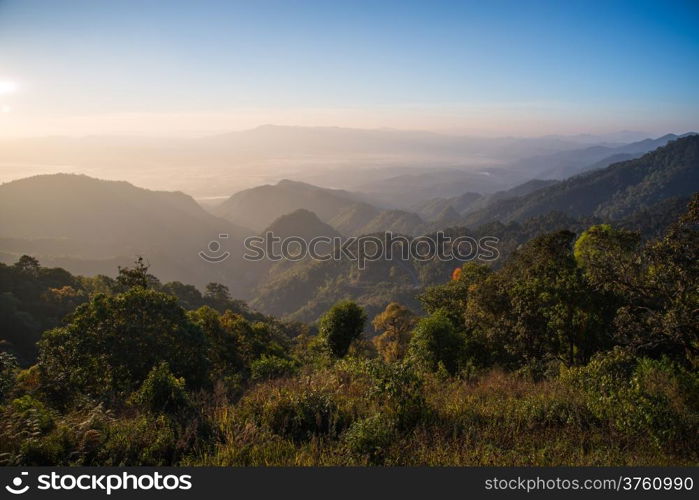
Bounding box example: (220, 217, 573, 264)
(0, 195, 697, 466)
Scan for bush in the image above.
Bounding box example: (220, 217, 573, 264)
(0, 352, 18, 403)
(561, 350, 699, 451)
(254, 389, 349, 442)
(408, 311, 464, 375)
(367, 361, 430, 430)
(343, 413, 396, 465)
(560, 347, 636, 395)
(10, 395, 55, 432)
(250, 355, 298, 382)
(98, 415, 179, 466)
(37, 288, 209, 406)
(318, 301, 367, 358)
(129, 362, 192, 416)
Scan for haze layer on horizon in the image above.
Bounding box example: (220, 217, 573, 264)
(0, 0, 698, 138)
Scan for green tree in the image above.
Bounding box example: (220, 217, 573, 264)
(115, 257, 160, 291)
(419, 263, 490, 327)
(216, 311, 289, 370)
(14, 255, 40, 274)
(468, 231, 612, 367)
(162, 281, 204, 310)
(574, 224, 641, 295)
(617, 196, 698, 364)
(205, 282, 231, 301)
(38, 288, 208, 405)
(318, 301, 367, 358)
(573, 196, 698, 366)
(189, 306, 243, 382)
(408, 310, 464, 374)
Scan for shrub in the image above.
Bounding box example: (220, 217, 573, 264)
(318, 301, 367, 358)
(560, 347, 636, 395)
(561, 350, 698, 451)
(343, 413, 396, 465)
(0, 352, 18, 403)
(256, 389, 349, 442)
(250, 355, 298, 382)
(130, 362, 192, 416)
(10, 395, 55, 432)
(367, 361, 429, 430)
(98, 415, 179, 466)
(408, 311, 464, 375)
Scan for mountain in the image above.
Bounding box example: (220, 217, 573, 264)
(0, 126, 608, 200)
(354, 168, 518, 208)
(513, 133, 696, 180)
(263, 209, 340, 240)
(213, 179, 371, 231)
(250, 247, 424, 322)
(356, 210, 425, 235)
(328, 203, 382, 234)
(248, 137, 699, 322)
(413, 192, 483, 220)
(0, 174, 254, 294)
(249, 193, 694, 323)
(201, 124, 600, 163)
(414, 179, 557, 222)
(463, 135, 699, 227)
(214, 179, 427, 236)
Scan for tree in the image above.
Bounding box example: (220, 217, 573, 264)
(203, 282, 250, 314)
(573, 196, 699, 366)
(0, 258, 87, 365)
(189, 306, 243, 382)
(318, 301, 367, 358)
(574, 224, 640, 295)
(467, 231, 613, 367)
(616, 195, 698, 364)
(205, 282, 231, 301)
(372, 303, 416, 362)
(408, 310, 464, 375)
(162, 281, 204, 310)
(115, 257, 160, 291)
(14, 255, 40, 275)
(38, 288, 209, 405)
(419, 263, 490, 327)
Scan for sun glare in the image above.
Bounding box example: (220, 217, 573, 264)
(0, 80, 18, 95)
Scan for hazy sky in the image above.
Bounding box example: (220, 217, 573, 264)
(0, 0, 698, 137)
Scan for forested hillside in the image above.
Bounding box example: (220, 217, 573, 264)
(0, 194, 696, 466)
(250, 194, 690, 322)
(463, 135, 699, 227)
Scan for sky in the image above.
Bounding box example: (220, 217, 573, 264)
(0, 0, 698, 137)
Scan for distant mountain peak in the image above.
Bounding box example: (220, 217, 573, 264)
(264, 209, 340, 239)
(463, 134, 699, 227)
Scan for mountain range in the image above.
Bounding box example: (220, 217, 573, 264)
(511, 132, 695, 180)
(461, 134, 699, 227)
(213, 179, 427, 236)
(0, 174, 254, 295)
(248, 135, 699, 320)
(2, 125, 669, 200)
(0, 134, 697, 318)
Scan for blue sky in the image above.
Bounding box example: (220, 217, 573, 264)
(0, 0, 697, 136)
